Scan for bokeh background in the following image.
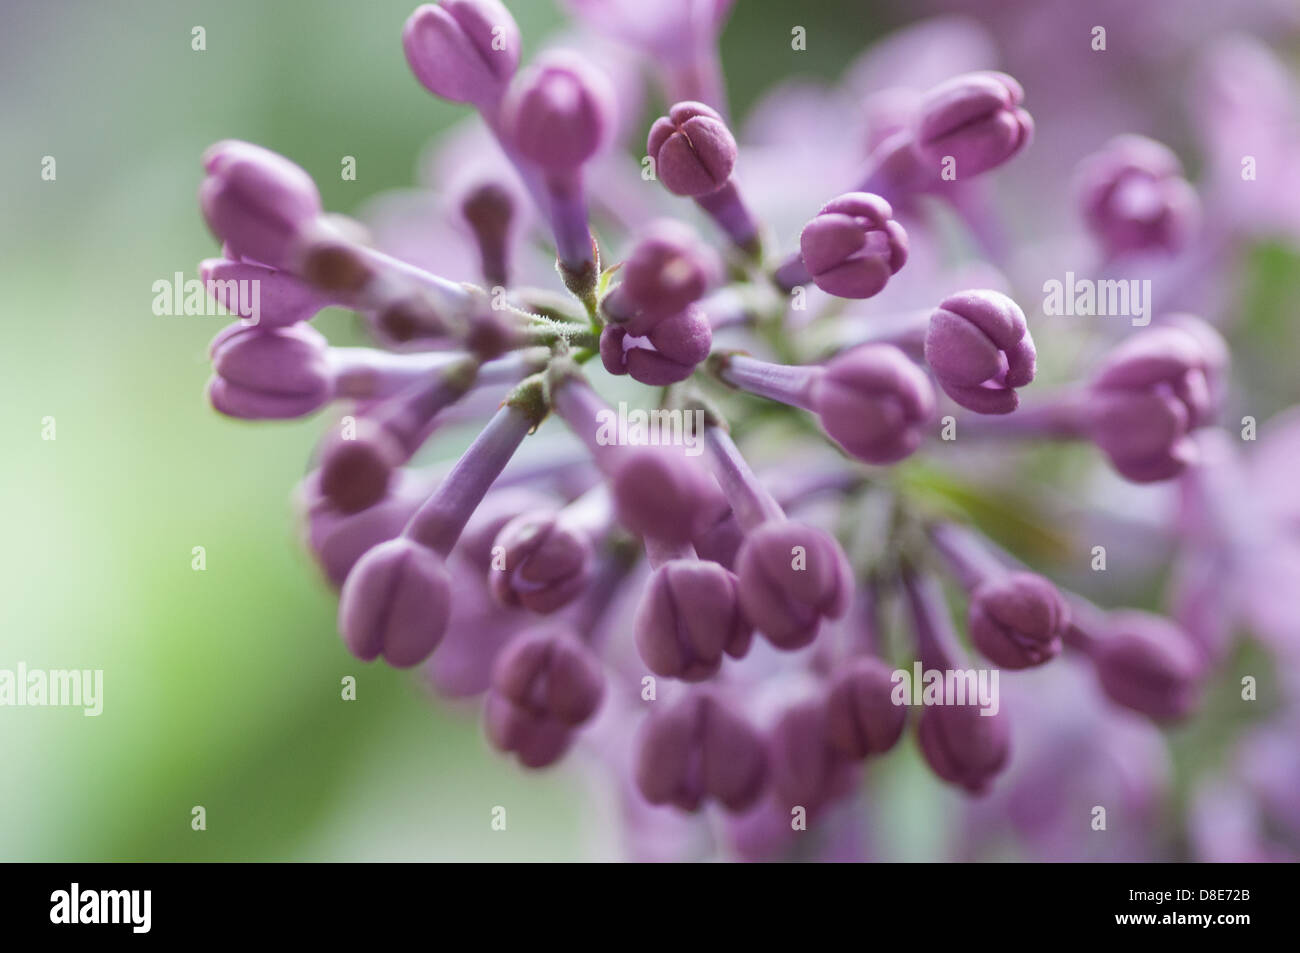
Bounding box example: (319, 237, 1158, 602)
(2, 0, 1298, 861)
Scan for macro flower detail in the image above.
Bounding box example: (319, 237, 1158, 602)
(179, 0, 1298, 864)
(913, 71, 1033, 179)
(924, 289, 1036, 414)
(797, 193, 908, 299)
(1077, 134, 1200, 261)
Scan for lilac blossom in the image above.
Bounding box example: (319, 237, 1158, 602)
(192, 0, 1300, 862)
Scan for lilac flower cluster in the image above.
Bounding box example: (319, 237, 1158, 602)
(193, 0, 1294, 861)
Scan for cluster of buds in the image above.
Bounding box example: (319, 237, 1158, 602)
(193, 0, 1240, 859)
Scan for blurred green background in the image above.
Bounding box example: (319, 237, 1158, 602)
(0, 0, 908, 862)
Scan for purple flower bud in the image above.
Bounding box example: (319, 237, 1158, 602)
(634, 558, 752, 681)
(968, 572, 1068, 669)
(489, 511, 594, 613)
(602, 220, 721, 330)
(798, 192, 908, 299)
(490, 627, 605, 726)
(734, 521, 853, 650)
(1077, 135, 1200, 260)
(767, 696, 851, 811)
(635, 691, 767, 812)
(502, 52, 614, 175)
(916, 699, 1011, 796)
(810, 343, 935, 463)
(302, 468, 428, 588)
(825, 656, 908, 759)
(1086, 325, 1215, 482)
(200, 257, 326, 328)
(199, 141, 322, 271)
(599, 304, 712, 385)
(924, 289, 1036, 415)
(610, 445, 726, 543)
(1092, 611, 1202, 720)
(337, 537, 452, 667)
(483, 691, 575, 768)
(208, 323, 332, 420)
(318, 364, 478, 513)
(646, 101, 737, 197)
(914, 71, 1032, 178)
(402, 0, 521, 109)
(456, 487, 558, 573)
(459, 181, 518, 288)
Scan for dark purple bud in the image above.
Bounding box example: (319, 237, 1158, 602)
(767, 696, 850, 811)
(199, 140, 322, 271)
(609, 445, 726, 544)
(603, 220, 721, 330)
(456, 487, 558, 572)
(735, 520, 853, 650)
(799, 192, 907, 300)
(916, 698, 1011, 795)
(402, 0, 521, 109)
(1092, 611, 1202, 720)
(646, 100, 737, 197)
(337, 538, 452, 667)
(811, 343, 935, 463)
(968, 572, 1068, 669)
(634, 559, 752, 681)
(490, 627, 605, 726)
(1086, 325, 1215, 482)
(503, 52, 614, 175)
(599, 305, 712, 385)
(208, 323, 332, 420)
(825, 656, 908, 759)
(459, 181, 517, 288)
(924, 289, 1036, 415)
(914, 71, 1032, 178)
(489, 511, 594, 614)
(1078, 135, 1200, 260)
(635, 691, 767, 812)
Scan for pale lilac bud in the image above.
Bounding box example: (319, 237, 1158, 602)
(503, 52, 614, 175)
(914, 71, 1032, 178)
(1092, 611, 1202, 720)
(734, 521, 853, 650)
(646, 101, 737, 197)
(208, 323, 332, 420)
(1086, 325, 1215, 482)
(634, 559, 752, 681)
(199, 140, 322, 271)
(825, 657, 907, 759)
(200, 258, 326, 328)
(810, 343, 935, 463)
(402, 0, 521, 108)
(924, 290, 1036, 415)
(635, 691, 767, 812)
(599, 304, 712, 385)
(1078, 135, 1200, 260)
(337, 537, 452, 667)
(969, 572, 1068, 669)
(602, 220, 721, 331)
(489, 511, 594, 613)
(798, 192, 908, 299)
